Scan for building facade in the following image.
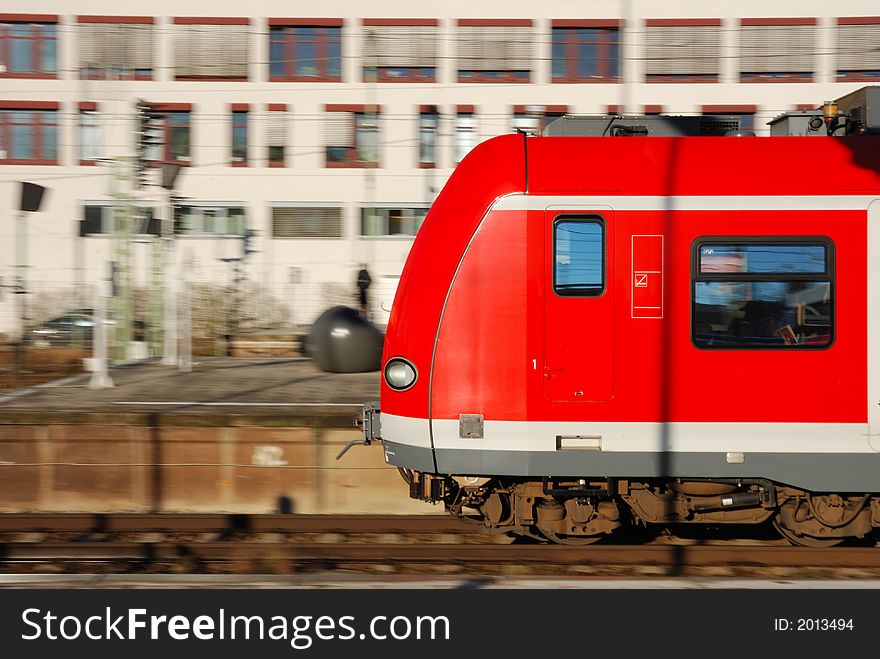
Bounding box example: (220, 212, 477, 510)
(1, 0, 878, 338)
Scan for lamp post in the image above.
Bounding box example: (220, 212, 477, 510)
(14, 182, 47, 387)
(159, 163, 181, 366)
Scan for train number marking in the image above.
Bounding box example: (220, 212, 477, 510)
(632, 234, 664, 319)
(251, 445, 288, 466)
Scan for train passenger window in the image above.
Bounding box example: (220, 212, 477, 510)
(692, 239, 834, 349)
(554, 217, 604, 297)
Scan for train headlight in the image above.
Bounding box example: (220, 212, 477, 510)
(384, 357, 417, 391)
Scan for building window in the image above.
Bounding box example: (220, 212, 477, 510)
(173, 205, 246, 236)
(458, 21, 531, 82)
(82, 204, 159, 236)
(362, 22, 437, 82)
(231, 108, 247, 166)
(0, 21, 57, 77)
(78, 19, 153, 80)
(79, 110, 100, 164)
(455, 111, 477, 164)
(270, 24, 342, 81)
(693, 239, 833, 349)
(551, 26, 620, 82)
(740, 21, 816, 82)
(418, 108, 438, 167)
(267, 107, 286, 167)
(554, 217, 605, 297)
(645, 21, 720, 82)
(271, 206, 343, 238)
(173, 20, 248, 80)
(146, 111, 192, 164)
(0, 107, 58, 164)
(512, 111, 540, 134)
(361, 207, 428, 236)
(836, 19, 880, 81)
(325, 106, 380, 167)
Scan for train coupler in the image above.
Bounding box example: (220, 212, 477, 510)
(409, 472, 448, 503)
(338, 401, 382, 460)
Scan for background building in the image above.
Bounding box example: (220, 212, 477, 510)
(1, 0, 878, 342)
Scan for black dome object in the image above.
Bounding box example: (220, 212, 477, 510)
(306, 306, 384, 373)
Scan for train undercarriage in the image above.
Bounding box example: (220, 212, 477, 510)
(400, 470, 880, 546)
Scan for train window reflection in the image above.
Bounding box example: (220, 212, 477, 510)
(699, 244, 827, 275)
(693, 239, 833, 349)
(554, 218, 604, 297)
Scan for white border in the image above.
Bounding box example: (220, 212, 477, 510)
(494, 195, 877, 212)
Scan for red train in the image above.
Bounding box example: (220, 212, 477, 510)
(356, 93, 880, 545)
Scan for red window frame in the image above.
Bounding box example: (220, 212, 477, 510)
(173, 17, 248, 82)
(0, 15, 58, 79)
(141, 103, 192, 166)
(457, 19, 532, 83)
(418, 104, 438, 168)
(231, 103, 248, 167)
(551, 20, 621, 83)
(362, 19, 437, 83)
(267, 103, 286, 168)
(77, 16, 155, 81)
(739, 18, 816, 83)
(835, 17, 880, 82)
(0, 101, 59, 165)
(269, 19, 342, 82)
(79, 101, 98, 166)
(644, 19, 721, 83)
(324, 104, 380, 169)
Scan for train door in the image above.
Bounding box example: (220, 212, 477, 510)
(543, 210, 614, 402)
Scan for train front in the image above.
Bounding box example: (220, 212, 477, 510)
(356, 134, 527, 495)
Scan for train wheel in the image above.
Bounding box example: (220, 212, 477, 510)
(772, 518, 845, 547)
(539, 529, 603, 545)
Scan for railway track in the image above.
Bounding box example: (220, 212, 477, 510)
(0, 513, 465, 535)
(2, 514, 880, 574)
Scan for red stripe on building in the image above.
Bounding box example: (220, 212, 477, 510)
(457, 19, 533, 27)
(363, 18, 438, 26)
(173, 17, 249, 25)
(646, 19, 721, 27)
(77, 16, 154, 24)
(150, 103, 193, 112)
(741, 18, 817, 26)
(325, 104, 381, 113)
(268, 18, 343, 27)
(702, 105, 757, 113)
(551, 19, 623, 28)
(0, 100, 59, 109)
(837, 16, 880, 25)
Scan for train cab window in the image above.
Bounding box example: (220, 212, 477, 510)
(692, 239, 833, 349)
(554, 218, 604, 296)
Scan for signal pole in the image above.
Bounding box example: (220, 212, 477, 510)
(110, 156, 133, 362)
(160, 165, 182, 366)
(135, 99, 165, 360)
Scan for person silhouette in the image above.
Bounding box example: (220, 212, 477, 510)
(356, 264, 372, 320)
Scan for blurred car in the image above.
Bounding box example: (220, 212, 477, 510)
(24, 308, 146, 346)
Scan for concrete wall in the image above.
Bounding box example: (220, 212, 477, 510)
(0, 423, 433, 514)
